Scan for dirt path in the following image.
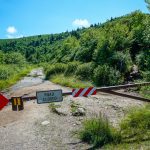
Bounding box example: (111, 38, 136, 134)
(0, 68, 146, 150)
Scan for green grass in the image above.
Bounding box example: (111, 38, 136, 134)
(120, 105, 150, 142)
(78, 114, 121, 148)
(50, 74, 93, 88)
(103, 141, 150, 150)
(49, 103, 61, 114)
(140, 86, 150, 99)
(78, 105, 150, 149)
(0, 65, 33, 90)
(70, 101, 80, 113)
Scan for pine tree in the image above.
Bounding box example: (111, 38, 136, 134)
(145, 0, 150, 10)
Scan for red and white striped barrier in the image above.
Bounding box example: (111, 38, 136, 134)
(72, 87, 96, 97)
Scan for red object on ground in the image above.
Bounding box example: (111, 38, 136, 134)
(72, 87, 97, 97)
(0, 94, 9, 110)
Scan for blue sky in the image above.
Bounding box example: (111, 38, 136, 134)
(0, 0, 149, 39)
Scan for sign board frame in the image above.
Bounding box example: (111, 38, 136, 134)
(36, 89, 63, 104)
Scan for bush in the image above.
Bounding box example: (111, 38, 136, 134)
(0, 64, 32, 90)
(140, 86, 150, 99)
(120, 105, 150, 142)
(136, 50, 150, 71)
(45, 63, 67, 79)
(64, 61, 81, 76)
(142, 71, 150, 81)
(0, 51, 5, 64)
(78, 114, 121, 148)
(0, 66, 13, 80)
(51, 74, 92, 88)
(78, 105, 150, 148)
(75, 62, 96, 80)
(93, 65, 123, 86)
(4, 52, 26, 64)
(109, 51, 132, 74)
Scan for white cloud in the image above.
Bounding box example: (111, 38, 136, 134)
(6, 26, 17, 34)
(6, 34, 23, 39)
(72, 19, 90, 28)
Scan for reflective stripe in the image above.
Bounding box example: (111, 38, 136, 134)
(17, 98, 21, 105)
(72, 89, 80, 97)
(72, 87, 96, 97)
(14, 98, 17, 105)
(78, 88, 88, 97)
(87, 87, 96, 96)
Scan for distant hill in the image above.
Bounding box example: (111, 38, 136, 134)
(0, 11, 149, 73)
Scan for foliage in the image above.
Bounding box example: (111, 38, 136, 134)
(142, 71, 150, 81)
(140, 85, 150, 99)
(109, 51, 132, 74)
(103, 141, 150, 150)
(78, 114, 121, 148)
(0, 65, 14, 80)
(64, 61, 80, 76)
(75, 62, 96, 80)
(70, 101, 80, 114)
(145, 0, 150, 10)
(45, 63, 67, 79)
(0, 51, 5, 63)
(0, 51, 26, 65)
(0, 11, 149, 85)
(120, 105, 150, 142)
(0, 65, 33, 90)
(78, 105, 150, 148)
(136, 50, 150, 71)
(93, 65, 123, 86)
(4, 52, 26, 64)
(49, 103, 61, 114)
(50, 74, 92, 88)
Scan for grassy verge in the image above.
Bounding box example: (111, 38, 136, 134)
(103, 140, 150, 150)
(78, 105, 150, 149)
(50, 74, 93, 88)
(78, 113, 121, 148)
(0, 65, 33, 90)
(140, 86, 150, 99)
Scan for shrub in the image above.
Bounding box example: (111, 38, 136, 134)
(51, 74, 92, 88)
(45, 63, 67, 79)
(75, 62, 96, 80)
(4, 52, 26, 64)
(0, 66, 13, 80)
(0, 51, 5, 64)
(140, 86, 150, 99)
(64, 61, 80, 76)
(136, 50, 150, 71)
(109, 51, 132, 74)
(78, 114, 121, 148)
(142, 71, 150, 81)
(120, 105, 150, 142)
(93, 65, 123, 86)
(0, 64, 32, 90)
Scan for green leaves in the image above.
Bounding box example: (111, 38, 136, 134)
(145, 0, 150, 11)
(93, 65, 123, 86)
(0, 11, 149, 84)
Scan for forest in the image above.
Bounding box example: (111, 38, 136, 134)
(0, 11, 150, 88)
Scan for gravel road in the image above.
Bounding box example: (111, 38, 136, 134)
(0, 68, 146, 150)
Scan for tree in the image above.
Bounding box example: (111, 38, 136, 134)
(145, 0, 150, 10)
(4, 52, 26, 64)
